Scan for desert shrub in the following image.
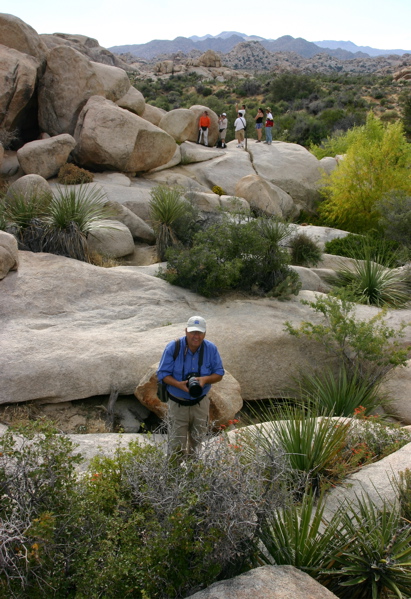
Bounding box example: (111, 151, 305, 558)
(324, 232, 406, 267)
(57, 163, 94, 185)
(376, 191, 411, 248)
(3, 189, 52, 231)
(0, 128, 19, 150)
(285, 293, 410, 386)
(289, 232, 322, 266)
(212, 185, 225, 196)
(328, 253, 411, 308)
(318, 113, 411, 233)
(269, 73, 319, 103)
(161, 216, 300, 298)
(396, 468, 411, 521)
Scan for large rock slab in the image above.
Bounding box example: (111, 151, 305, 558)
(38, 45, 131, 136)
(158, 108, 197, 143)
(180, 141, 224, 164)
(2, 253, 411, 406)
(0, 45, 39, 132)
(188, 565, 338, 599)
(248, 141, 325, 212)
(17, 134, 76, 179)
(73, 96, 177, 173)
(141, 103, 166, 126)
(0, 231, 18, 279)
(116, 86, 145, 116)
(167, 142, 255, 195)
(381, 360, 411, 425)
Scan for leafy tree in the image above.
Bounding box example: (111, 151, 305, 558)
(318, 113, 411, 233)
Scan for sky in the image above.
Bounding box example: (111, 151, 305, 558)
(2, 0, 411, 51)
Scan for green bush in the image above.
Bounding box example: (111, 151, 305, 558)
(289, 232, 322, 266)
(160, 216, 300, 298)
(376, 191, 411, 248)
(324, 232, 406, 267)
(318, 113, 411, 233)
(285, 293, 410, 386)
(57, 163, 94, 185)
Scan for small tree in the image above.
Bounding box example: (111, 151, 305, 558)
(318, 113, 411, 233)
(149, 185, 191, 260)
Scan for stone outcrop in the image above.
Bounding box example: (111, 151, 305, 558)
(249, 141, 325, 212)
(0, 231, 18, 279)
(188, 565, 338, 599)
(106, 200, 155, 243)
(40, 32, 138, 73)
(38, 45, 131, 136)
(179, 141, 224, 163)
(0, 46, 39, 132)
(235, 174, 297, 219)
(198, 49, 222, 68)
(189, 105, 219, 146)
(158, 108, 197, 143)
(116, 86, 145, 115)
(0, 13, 47, 66)
(17, 134, 76, 179)
(73, 96, 177, 173)
(141, 103, 166, 126)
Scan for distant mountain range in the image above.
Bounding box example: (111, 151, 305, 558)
(109, 32, 411, 61)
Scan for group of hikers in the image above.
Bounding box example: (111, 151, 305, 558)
(197, 104, 274, 149)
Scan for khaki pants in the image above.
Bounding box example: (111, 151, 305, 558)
(236, 129, 245, 143)
(168, 396, 210, 455)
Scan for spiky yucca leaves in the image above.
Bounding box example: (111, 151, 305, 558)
(241, 405, 350, 494)
(327, 495, 411, 599)
(289, 365, 385, 417)
(329, 252, 411, 308)
(257, 491, 346, 578)
(149, 185, 189, 260)
(4, 189, 52, 230)
(42, 184, 114, 262)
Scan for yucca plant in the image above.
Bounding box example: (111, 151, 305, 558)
(289, 231, 322, 266)
(289, 365, 385, 417)
(242, 405, 350, 494)
(149, 185, 189, 260)
(41, 184, 114, 261)
(327, 494, 411, 599)
(4, 189, 52, 231)
(329, 253, 411, 308)
(256, 491, 347, 578)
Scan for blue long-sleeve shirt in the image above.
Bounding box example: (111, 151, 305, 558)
(157, 336, 224, 400)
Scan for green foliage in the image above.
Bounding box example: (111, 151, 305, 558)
(269, 73, 319, 102)
(41, 184, 114, 261)
(212, 185, 226, 196)
(57, 163, 94, 185)
(3, 189, 52, 230)
(289, 232, 322, 266)
(288, 365, 385, 417)
(327, 495, 411, 599)
(395, 468, 411, 521)
(149, 185, 194, 260)
(241, 406, 350, 494)
(376, 191, 411, 248)
(285, 293, 410, 386)
(329, 253, 411, 308)
(324, 232, 406, 267)
(318, 113, 411, 233)
(160, 216, 300, 298)
(257, 491, 346, 577)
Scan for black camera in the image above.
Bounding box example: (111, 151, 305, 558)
(186, 373, 203, 399)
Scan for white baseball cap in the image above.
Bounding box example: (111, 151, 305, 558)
(186, 315, 206, 333)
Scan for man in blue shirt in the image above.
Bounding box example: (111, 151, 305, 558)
(157, 315, 224, 455)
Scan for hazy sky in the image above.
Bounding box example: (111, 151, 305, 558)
(2, 0, 411, 51)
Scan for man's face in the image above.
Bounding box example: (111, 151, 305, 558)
(186, 329, 205, 350)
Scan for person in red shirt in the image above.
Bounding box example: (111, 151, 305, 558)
(198, 110, 211, 146)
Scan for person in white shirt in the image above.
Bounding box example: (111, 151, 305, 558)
(234, 112, 246, 148)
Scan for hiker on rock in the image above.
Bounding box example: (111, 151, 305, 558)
(157, 315, 224, 455)
(198, 110, 211, 146)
